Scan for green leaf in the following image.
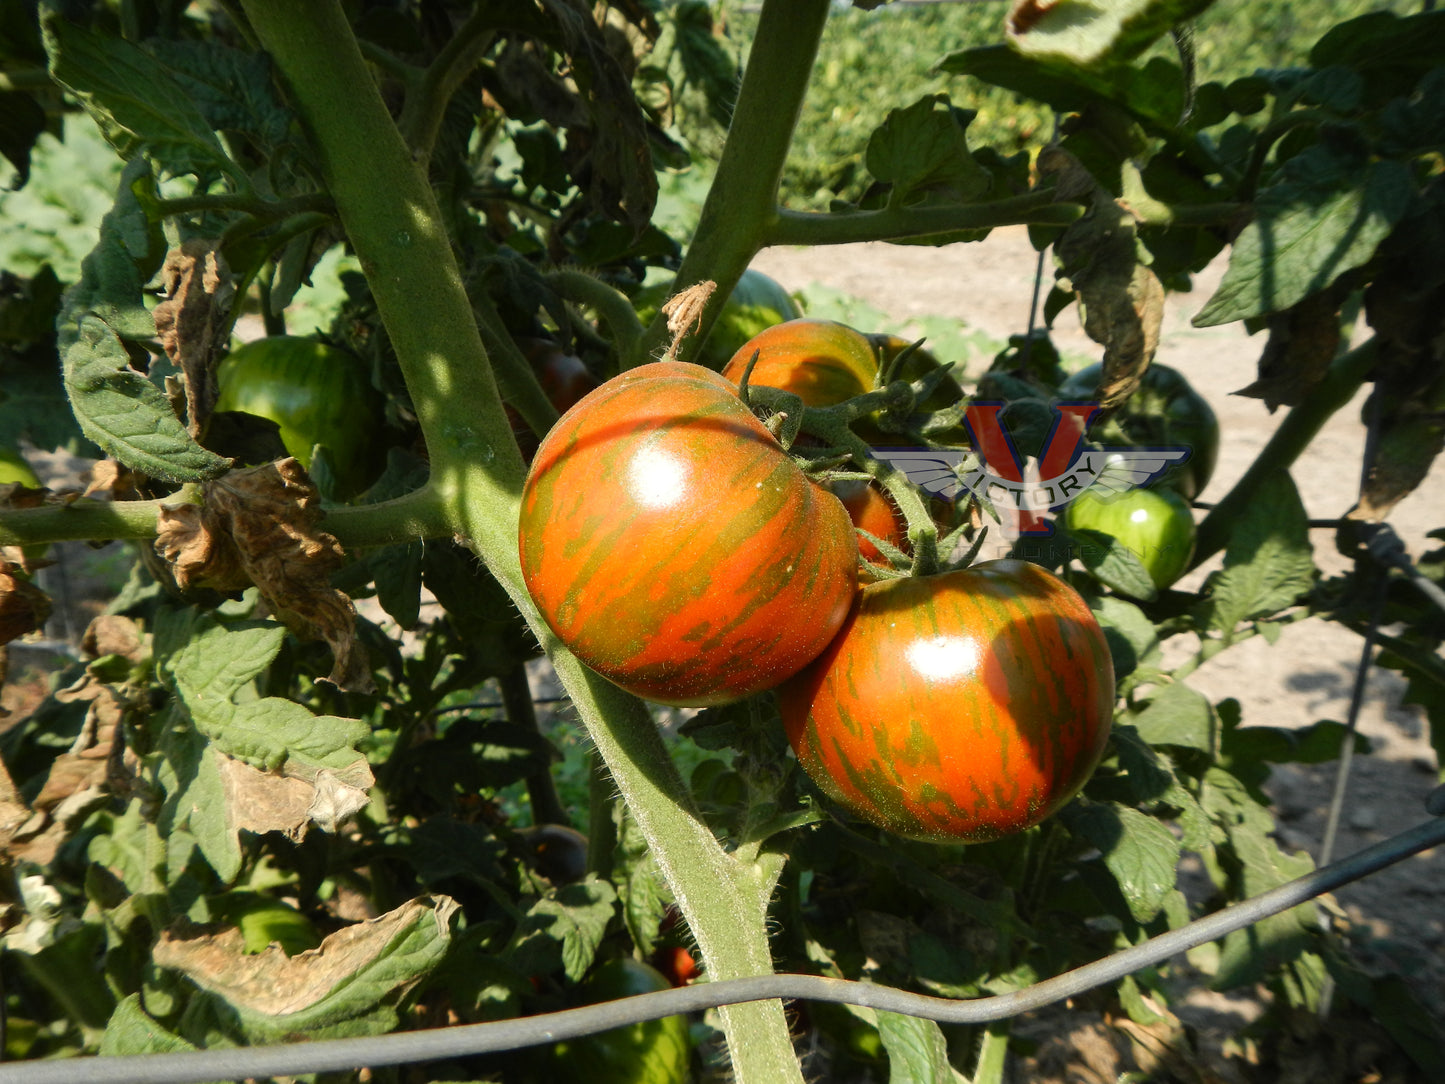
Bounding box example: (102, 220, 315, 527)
(1128, 680, 1214, 751)
(1090, 594, 1161, 680)
(99, 994, 199, 1057)
(1005, 0, 1217, 68)
(875, 1011, 956, 1084)
(156, 703, 242, 884)
(144, 39, 291, 151)
(1201, 767, 1317, 988)
(1376, 634, 1445, 777)
(1222, 719, 1368, 765)
(865, 94, 990, 208)
(1065, 799, 1180, 923)
(1112, 725, 1214, 853)
(1206, 470, 1315, 636)
(58, 162, 230, 481)
(1071, 526, 1158, 601)
(370, 541, 424, 630)
(614, 808, 670, 958)
(507, 876, 617, 982)
(41, 6, 239, 180)
(155, 896, 458, 1043)
(1194, 152, 1414, 326)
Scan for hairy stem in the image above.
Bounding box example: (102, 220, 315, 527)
(398, 7, 496, 163)
(237, 4, 802, 1080)
(635, 0, 832, 368)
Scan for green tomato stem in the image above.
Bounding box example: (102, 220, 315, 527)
(765, 190, 1083, 247)
(546, 268, 645, 372)
(237, 5, 804, 1080)
(1192, 336, 1377, 566)
(636, 0, 833, 369)
(398, 7, 495, 163)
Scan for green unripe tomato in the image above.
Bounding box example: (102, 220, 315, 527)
(212, 336, 386, 499)
(1057, 362, 1219, 500)
(0, 445, 40, 489)
(1064, 485, 1197, 593)
(549, 958, 690, 1084)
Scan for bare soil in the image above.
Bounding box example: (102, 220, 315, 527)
(753, 228, 1445, 1081)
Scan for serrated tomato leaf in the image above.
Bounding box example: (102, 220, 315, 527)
(1195, 151, 1414, 326)
(1006, 0, 1217, 68)
(865, 94, 990, 208)
(1207, 470, 1315, 636)
(41, 7, 240, 181)
(507, 876, 617, 982)
(1072, 526, 1158, 601)
(1064, 799, 1180, 923)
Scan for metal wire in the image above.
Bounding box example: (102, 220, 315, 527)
(3, 814, 1440, 1084)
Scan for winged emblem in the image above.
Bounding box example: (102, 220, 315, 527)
(871, 448, 970, 501)
(1074, 448, 1192, 499)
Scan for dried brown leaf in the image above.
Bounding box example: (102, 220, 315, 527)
(218, 753, 372, 841)
(81, 614, 145, 663)
(0, 754, 32, 852)
(83, 459, 143, 500)
(1237, 288, 1344, 412)
(155, 896, 458, 1017)
(152, 241, 235, 438)
(1044, 149, 1165, 410)
(32, 671, 124, 812)
(154, 461, 372, 692)
(661, 279, 716, 362)
(0, 562, 51, 646)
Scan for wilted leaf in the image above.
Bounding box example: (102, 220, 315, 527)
(217, 753, 371, 840)
(1044, 148, 1165, 406)
(1007, 0, 1216, 67)
(155, 460, 371, 691)
(0, 560, 50, 645)
(151, 241, 235, 437)
(1237, 286, 1346, 411)
(155, 896, 458, 1030)
(81, 614, 145, 663)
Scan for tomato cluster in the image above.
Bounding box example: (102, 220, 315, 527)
(517, 310, 1129, 844)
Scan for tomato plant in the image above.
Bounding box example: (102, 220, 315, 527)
(547, 958, 690, 1084)
(779, 559, 1114, 843)
(211, 336, 386, 499)
(1064, 484, 1197, 593)
(518, 360, 858, 707)
(720, 317, 878, 404)
(1057, 362, 1220, 500)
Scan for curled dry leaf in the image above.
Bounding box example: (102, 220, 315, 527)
(81, 613, 146, 663)
(217, 752, 373, 841)
(152, 240, 236, 437)
(83, 459, 143, 500)
(1238, 286, 1347, 412)
(155, 895, 459, 1018)
(1043, 148, 1165, 412)
(661, 279, 716, 361)
(0, 561, 51, 646)
(154, 460, 373, 692)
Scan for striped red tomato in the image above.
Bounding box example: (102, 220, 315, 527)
(519, 361, 859, 707)
(779, 559, 1114, 842)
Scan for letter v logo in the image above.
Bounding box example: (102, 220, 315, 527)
(962, 402, 1101, 534)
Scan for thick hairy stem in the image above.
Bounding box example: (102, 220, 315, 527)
(237, 4, 801, 1080)
(635, 0, 832, 368)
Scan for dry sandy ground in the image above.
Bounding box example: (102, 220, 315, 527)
(754, 228, 1445, 1079)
